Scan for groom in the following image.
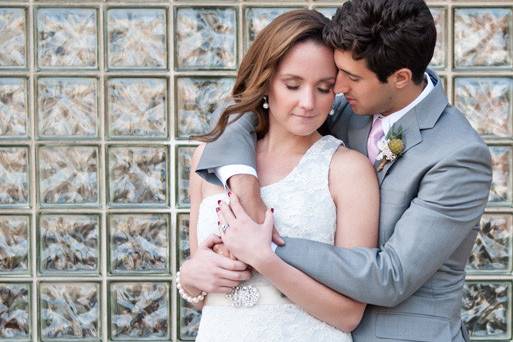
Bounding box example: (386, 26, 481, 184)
(197, 0, 492, 340)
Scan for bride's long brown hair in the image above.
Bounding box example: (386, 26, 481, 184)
(195, 9, 330, 142)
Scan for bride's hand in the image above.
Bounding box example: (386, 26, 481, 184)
(218, 192, 275, 269)
(180, 234, 252, 294)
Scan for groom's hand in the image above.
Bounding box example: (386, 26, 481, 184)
(217, 192, 275, 268)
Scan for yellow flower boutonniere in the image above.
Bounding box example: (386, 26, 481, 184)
(376, 126, 405, 172)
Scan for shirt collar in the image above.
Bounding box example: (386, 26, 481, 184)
(375, 73, 435, 136)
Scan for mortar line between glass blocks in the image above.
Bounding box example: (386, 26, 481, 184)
(98, 4, 108, 342)
(26, 2, 37, 341)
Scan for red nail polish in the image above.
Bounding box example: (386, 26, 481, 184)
(271, 208, 274, 213)
(217, 221, 220, 225)
(216, 207, 220, 212)
(217, 200, 221, 205)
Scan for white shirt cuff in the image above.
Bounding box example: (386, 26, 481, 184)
(271, 242, 278, 253)
(215, 165, 258, 188)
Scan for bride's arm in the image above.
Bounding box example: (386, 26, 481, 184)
(179, 144, 251, 310)
(231, 148, 379, 332)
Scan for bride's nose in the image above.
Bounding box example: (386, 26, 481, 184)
(299, 88, 315, 111)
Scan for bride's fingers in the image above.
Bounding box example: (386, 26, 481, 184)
(217, 278, 241, 288)
(218, 269, 252, 282)
(227, 192, 250, 221)
(218, 286, 236, 294)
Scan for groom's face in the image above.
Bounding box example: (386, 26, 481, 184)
(333, 50, 395, 116)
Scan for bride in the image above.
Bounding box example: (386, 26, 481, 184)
(178, 9, 379, 341)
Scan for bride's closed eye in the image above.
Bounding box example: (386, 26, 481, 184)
(285, 84, 300, 90)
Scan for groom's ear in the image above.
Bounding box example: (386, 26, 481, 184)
(389, 68, 413, 90)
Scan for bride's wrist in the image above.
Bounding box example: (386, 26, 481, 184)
(181, 282, 202, 297)
(179, 261, 204, 296)
(176, 269, 206, 304)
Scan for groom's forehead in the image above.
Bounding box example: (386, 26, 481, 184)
(334, 50, 370, 73)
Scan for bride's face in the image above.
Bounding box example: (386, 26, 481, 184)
(267, 39, 337, 137)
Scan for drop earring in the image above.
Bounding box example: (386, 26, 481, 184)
(262, 96, 269, 109)
(329, 108, 335, 116)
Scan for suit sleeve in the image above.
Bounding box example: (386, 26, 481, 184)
(195, 108, 258, 186)
(276, 142, 492, 306)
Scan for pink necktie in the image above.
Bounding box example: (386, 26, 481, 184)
(367, 117, 384, 163)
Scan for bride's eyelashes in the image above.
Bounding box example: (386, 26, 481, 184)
(284, 84, 334, 94)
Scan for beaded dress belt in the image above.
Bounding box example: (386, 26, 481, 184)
(205, 284, 291, 307)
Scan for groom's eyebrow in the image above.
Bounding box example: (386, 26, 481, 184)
(339, 68, 362, 79)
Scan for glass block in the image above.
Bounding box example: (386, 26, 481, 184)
(467, 214, 512, 273)
(245, 7, 299, 48)
(37, 77, 98, 139)
(0, 215, 29, 275)
(462, 282, 511, 339)
(177, 213, 190, 264)
(316, 7, 337, 19)
(39, 214, 99, 275)
(489, 146, 512, 205)
(107, 8, 166, 69)
(175, 7, 236, 70)
(176, 77, 234, 139)
(0, 8, 26, 68)
(110, 282, 170, 340)
(0, 78, 28, 138)
(109, 214, 169, 274)
(455, 78, 512, 138)
(39, 282, 100, 340)
(179, 299, 201, 341)
(108, 146, 167, 207)
(37, 8, 97, 69)
(0, 146, 29, 207)
(430, 7, 447, 68)
(454, 8, 512, 68)
(107, 78, 167, 139)
(0, 283, 30, 340)
(38, 145, 99, 207)
(177, 146, 195, 208)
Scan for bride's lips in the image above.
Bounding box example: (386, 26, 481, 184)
(292, 114, 317, 119)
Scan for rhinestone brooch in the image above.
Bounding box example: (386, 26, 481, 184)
(225, 285, 260, 307)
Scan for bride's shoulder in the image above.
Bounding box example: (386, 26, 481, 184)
(329, 144, 375, 182)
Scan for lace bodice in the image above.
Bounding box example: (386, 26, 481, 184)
(195, 135, 352, 342)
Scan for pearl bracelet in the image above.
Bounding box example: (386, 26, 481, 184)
(176, 271, 207, 304)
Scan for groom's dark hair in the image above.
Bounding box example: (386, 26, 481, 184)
(323, 0, 436, 84)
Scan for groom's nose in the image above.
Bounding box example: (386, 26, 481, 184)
(334, 71, 349, 94)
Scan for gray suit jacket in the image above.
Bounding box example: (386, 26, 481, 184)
(196, 70, 492, 341)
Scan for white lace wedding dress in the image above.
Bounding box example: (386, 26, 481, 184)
(195, 135, 353, 342)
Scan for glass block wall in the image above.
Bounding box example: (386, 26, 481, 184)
(0, 0, 511, 341)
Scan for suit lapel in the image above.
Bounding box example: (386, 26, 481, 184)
(377, 111, 422, 185)
(377, 69, 449, 185)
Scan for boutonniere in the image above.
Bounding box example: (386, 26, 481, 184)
(376, 126, 405, 172)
